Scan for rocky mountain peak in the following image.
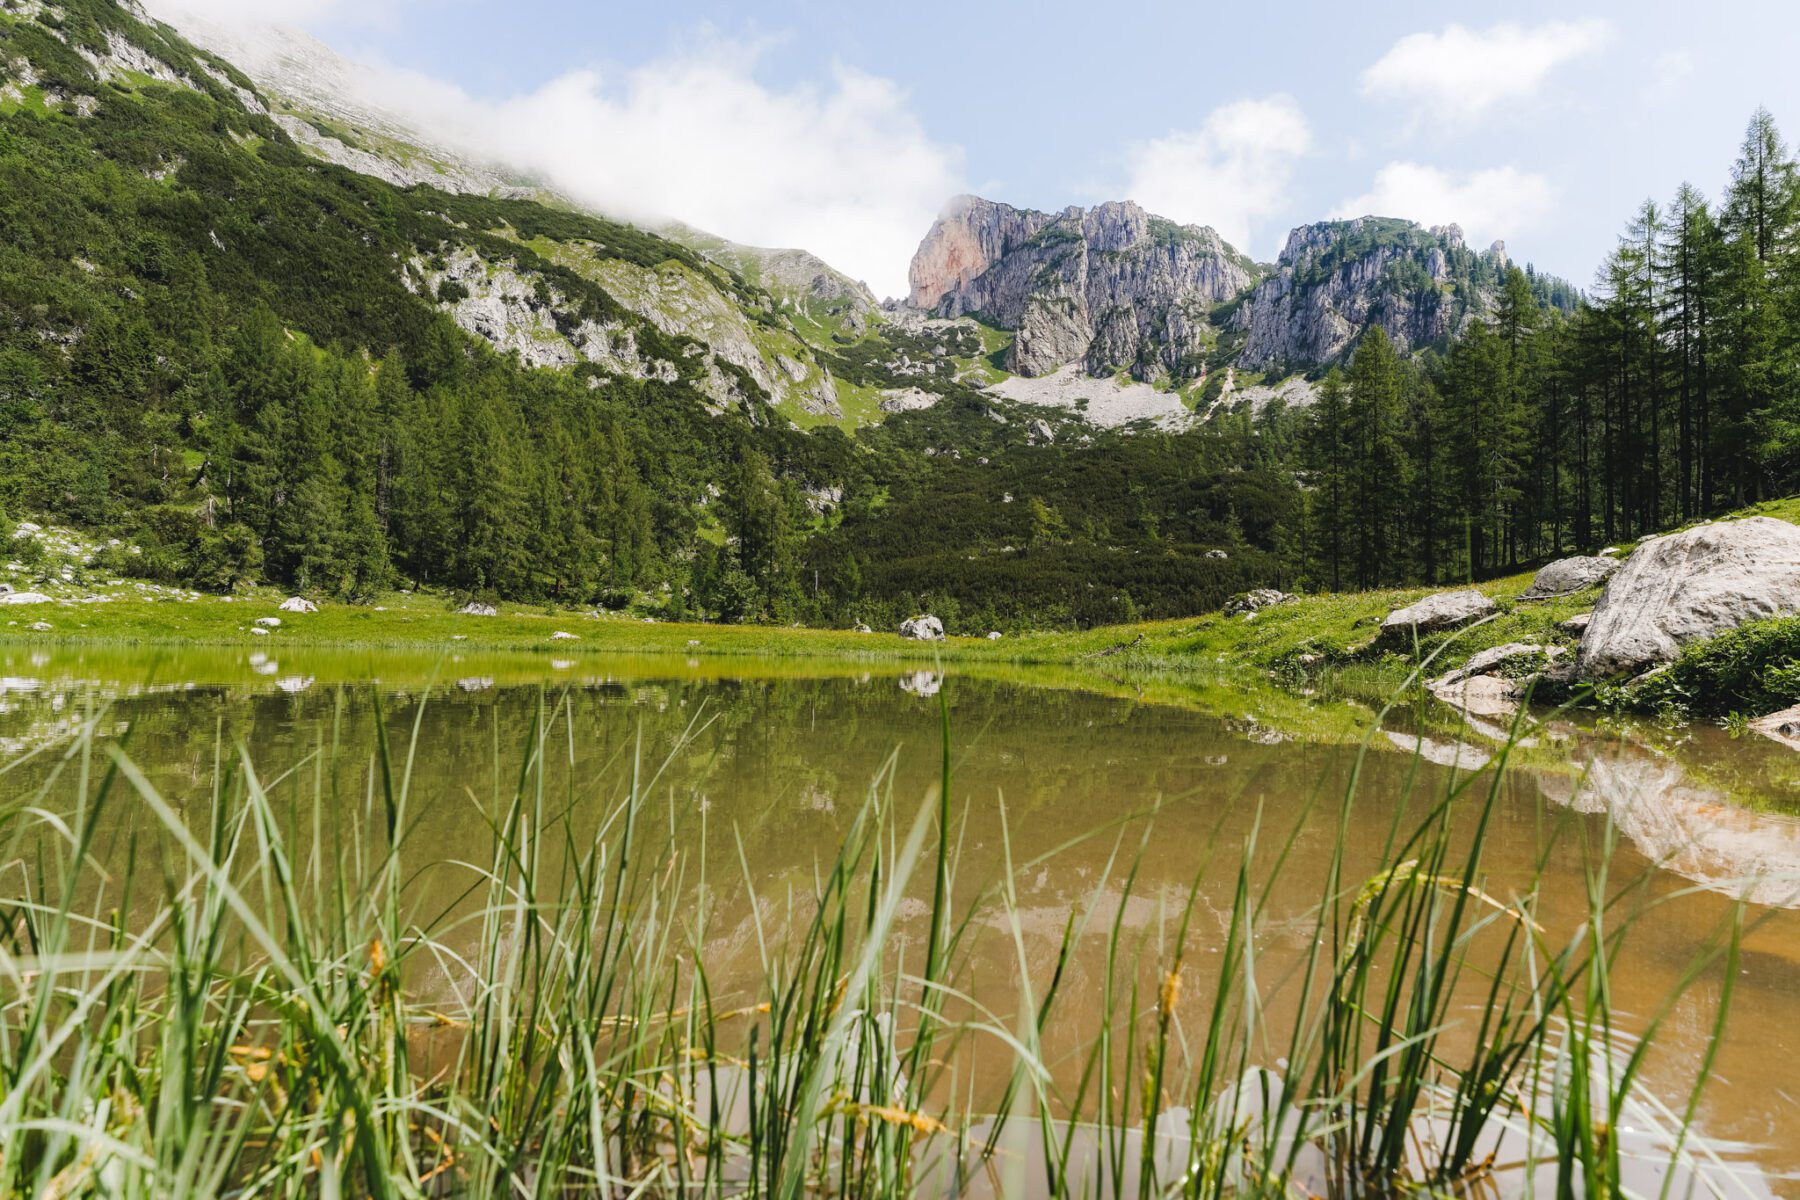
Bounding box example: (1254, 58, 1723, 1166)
(1229, 215, 1527, 370)
(906, 195, 1256, 380)
(906, 194, 1050, 310)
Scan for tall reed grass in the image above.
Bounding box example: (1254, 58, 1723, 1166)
(0, 684, 1755, 1197)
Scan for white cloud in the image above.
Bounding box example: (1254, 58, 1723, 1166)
(1121, 95, 1311, 255)
(143, 0, 406, 26)
(1333, 162, 1553, 244)
(141, 6, 961, 298)
(1360, 20, 1611, 124)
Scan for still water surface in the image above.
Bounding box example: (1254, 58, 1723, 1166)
(3, 643, 1799, 1189)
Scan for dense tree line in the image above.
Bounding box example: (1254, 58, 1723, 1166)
(0, 4, 1296, 629)
(1293, 109, 1800, 590)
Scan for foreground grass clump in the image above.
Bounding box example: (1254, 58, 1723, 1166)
(0, 688, 1749, 1197)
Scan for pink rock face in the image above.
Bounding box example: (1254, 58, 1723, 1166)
(908, 196, 1005, 309)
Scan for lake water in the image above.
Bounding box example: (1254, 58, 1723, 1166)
(4, 642, 1799, 1190)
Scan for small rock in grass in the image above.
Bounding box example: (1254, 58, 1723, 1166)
(1224, 589, 1290, 617)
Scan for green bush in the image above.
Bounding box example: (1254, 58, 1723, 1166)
(1637, 615, 1800, 716)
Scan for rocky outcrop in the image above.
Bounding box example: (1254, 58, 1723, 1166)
(908, 195, 1051, 310)
(908, 196, 1255, 379)
(877, 388, 938, 414)
(1224, 589, 1290, 616)
(1237, 218, 1509, 370)
(1520, 555, 1618, 600)
(1380, 589, 1496, 637)
(899, 615, 945, 641)
(582, 257, 840, 416)
(1576, 517, 1800, 680)
(742, 247, 876, 334)
(1427, 642, 1563, 716)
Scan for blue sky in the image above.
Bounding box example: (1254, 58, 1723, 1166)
(150, 0, 1800, 298)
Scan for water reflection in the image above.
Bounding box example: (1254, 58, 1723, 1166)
(2, 645, 1799, 1180)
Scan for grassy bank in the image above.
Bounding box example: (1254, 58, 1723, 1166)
(2, 568, 1587, 683)
(0, 693, 1752, 1197)
(14, 488, 1800, 721)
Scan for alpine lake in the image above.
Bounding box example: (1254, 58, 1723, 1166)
(4, 640, 1800, 1195)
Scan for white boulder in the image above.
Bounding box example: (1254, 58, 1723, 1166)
(987, 630, 1003, 640)
(254, 616, 281, 628)
(277, 596, 318, 614)
(1577, 517, 1800, 680)
(1519, 555, 1618, 600)
(899, 615, 945, 641)
(458, 602, 498, 616)
(549, 631, 579, 641)
(1380, 590, 1496, 637)
(0, 592, 52, 606)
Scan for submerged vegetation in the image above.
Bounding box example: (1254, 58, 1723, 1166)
(0, 682, 1756, 1197)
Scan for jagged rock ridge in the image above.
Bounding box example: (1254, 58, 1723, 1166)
(1235, 217, 1513, 370)
(909, 196, 1258, 379)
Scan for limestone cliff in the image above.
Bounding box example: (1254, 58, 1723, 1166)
(908, 196, 1257, 379)
(1235, 218, 1511, 370)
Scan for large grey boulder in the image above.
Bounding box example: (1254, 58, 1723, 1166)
(0, 591, 52, 605)
(1380, 589, 1495, 637)
(1519, 555, 1618, 600)
(899, 615, 945, 641)
(1577, 517, 1800, 680)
